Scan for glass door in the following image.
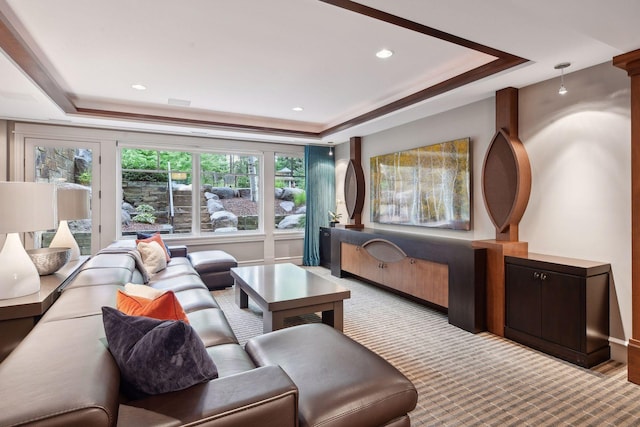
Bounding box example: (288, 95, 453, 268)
(24, 138, 100, 255)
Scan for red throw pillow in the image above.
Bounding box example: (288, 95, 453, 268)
(116, 290, 189, 323)
(135, 233, 170, 262)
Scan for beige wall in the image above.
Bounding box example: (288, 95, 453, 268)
(519, 62, 631, 360)
(335, 61, 631, 361)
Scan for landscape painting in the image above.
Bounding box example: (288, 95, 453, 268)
(370, 138, 471, 230)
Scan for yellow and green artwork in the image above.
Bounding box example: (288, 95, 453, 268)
(370, 138, 471, 230)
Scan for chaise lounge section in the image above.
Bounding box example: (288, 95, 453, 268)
(0, 241, 417, 426)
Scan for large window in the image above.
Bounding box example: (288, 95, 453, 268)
(120, 148, 263, 237)
(200, 153, 260, 232)
(121, 148, 193, 235)
(275, 153, 305, 230)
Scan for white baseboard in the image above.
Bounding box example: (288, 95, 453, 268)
(609, 336, 628, 363)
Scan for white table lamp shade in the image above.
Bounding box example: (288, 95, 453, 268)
(0, 182, 57, 300)
(56, 188, 90, 220)
(0, 182, 57, 233)
(49, 187, 90, 261)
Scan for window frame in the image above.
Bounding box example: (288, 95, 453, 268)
(274, 152, 306, 232)
(117, 141, 267, 240)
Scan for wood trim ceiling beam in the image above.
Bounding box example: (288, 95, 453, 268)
(0, 11, 76, 114)
(0, 2, 528, 139)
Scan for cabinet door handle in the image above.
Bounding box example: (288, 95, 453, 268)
(540, 273, 547, 281)
(533, 272, 540, 279)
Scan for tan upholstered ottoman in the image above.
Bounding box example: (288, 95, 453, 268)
(245, 323, 418, 427)
(188, 250, 238, 290)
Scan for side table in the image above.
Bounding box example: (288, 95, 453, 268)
(0, 256, 88, 362)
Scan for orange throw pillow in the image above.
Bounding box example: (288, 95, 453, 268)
(116, 290, 189, 323)
(135, 233, 170, 262)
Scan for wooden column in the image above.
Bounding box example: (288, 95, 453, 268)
(342, 136, 365, 229)
(473, 87, 530, 336)
(613, 48, 640, 384)
(472, 239, 527, 336)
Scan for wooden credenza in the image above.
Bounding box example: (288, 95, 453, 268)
(505, 253, 610, 368)
(340, 242, 449, 308)
(331, 228, 486, 333)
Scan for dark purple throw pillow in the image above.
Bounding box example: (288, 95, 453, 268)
(101, 306, 217, 398)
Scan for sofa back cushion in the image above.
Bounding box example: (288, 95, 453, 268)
(41, 284, 121, 322)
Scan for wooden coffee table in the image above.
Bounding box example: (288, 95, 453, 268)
(231, 263, 351, 333)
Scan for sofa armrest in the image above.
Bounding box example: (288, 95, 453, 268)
(168, 245, 188, 258)
(117, 366, 298, 427)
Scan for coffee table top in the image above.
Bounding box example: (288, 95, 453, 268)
(231, 263, 350, 311)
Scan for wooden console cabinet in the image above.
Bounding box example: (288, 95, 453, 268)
(505, 253, 610, 368)
(331, 227, 486, 333)
(341, 242, 449, 308)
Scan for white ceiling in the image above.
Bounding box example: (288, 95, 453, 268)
(0, 0, 638, 145)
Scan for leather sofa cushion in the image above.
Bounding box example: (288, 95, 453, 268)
(150, 274, 207, 292)
(187, 308, 238, 346)
(206, 343, 256, 377)
(117, 366, 298, 427)
(82, 253, 136, 270)
(166, 256, 192, 267)
(65, 267, 134, 289)
(175, 288, 220, 312)
(151, 264, 199, 281)
(0, 315, 120, 427)
(41, 284, 122, 322)
(246, 323, 418, 427)
(189, 250, 238, 273)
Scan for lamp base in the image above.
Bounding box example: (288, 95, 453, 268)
(49, 220, 80, 261)
(0, 233, 41, 300)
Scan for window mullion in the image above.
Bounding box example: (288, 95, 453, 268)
(193, 153, 201, 236)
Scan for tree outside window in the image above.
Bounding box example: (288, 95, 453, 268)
(275, 153, 305, 230)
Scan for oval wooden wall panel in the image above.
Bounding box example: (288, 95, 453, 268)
(344, 159, 365, 219)
(482, 129, 531, 232)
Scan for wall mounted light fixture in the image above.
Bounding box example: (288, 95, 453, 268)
(328, 142, 334, 156)
(554, 62, 570, 95)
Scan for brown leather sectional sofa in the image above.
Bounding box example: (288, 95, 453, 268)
(0, 241, 417, 427)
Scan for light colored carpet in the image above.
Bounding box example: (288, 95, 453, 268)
(213, 266, 640, 426)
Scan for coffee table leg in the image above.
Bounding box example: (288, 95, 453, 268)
(235, 283, 249, 309)
(263, 310, 285, 333)
(322, 301, 344, 331)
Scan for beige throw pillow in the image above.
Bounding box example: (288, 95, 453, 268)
(137, 241, 167, 274)
(124, 282, 165, 300)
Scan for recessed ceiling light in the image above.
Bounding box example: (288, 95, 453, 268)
(376, 49, 393, 59)
(131, 84, 147, 91)
(292, 106, 304, 112)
